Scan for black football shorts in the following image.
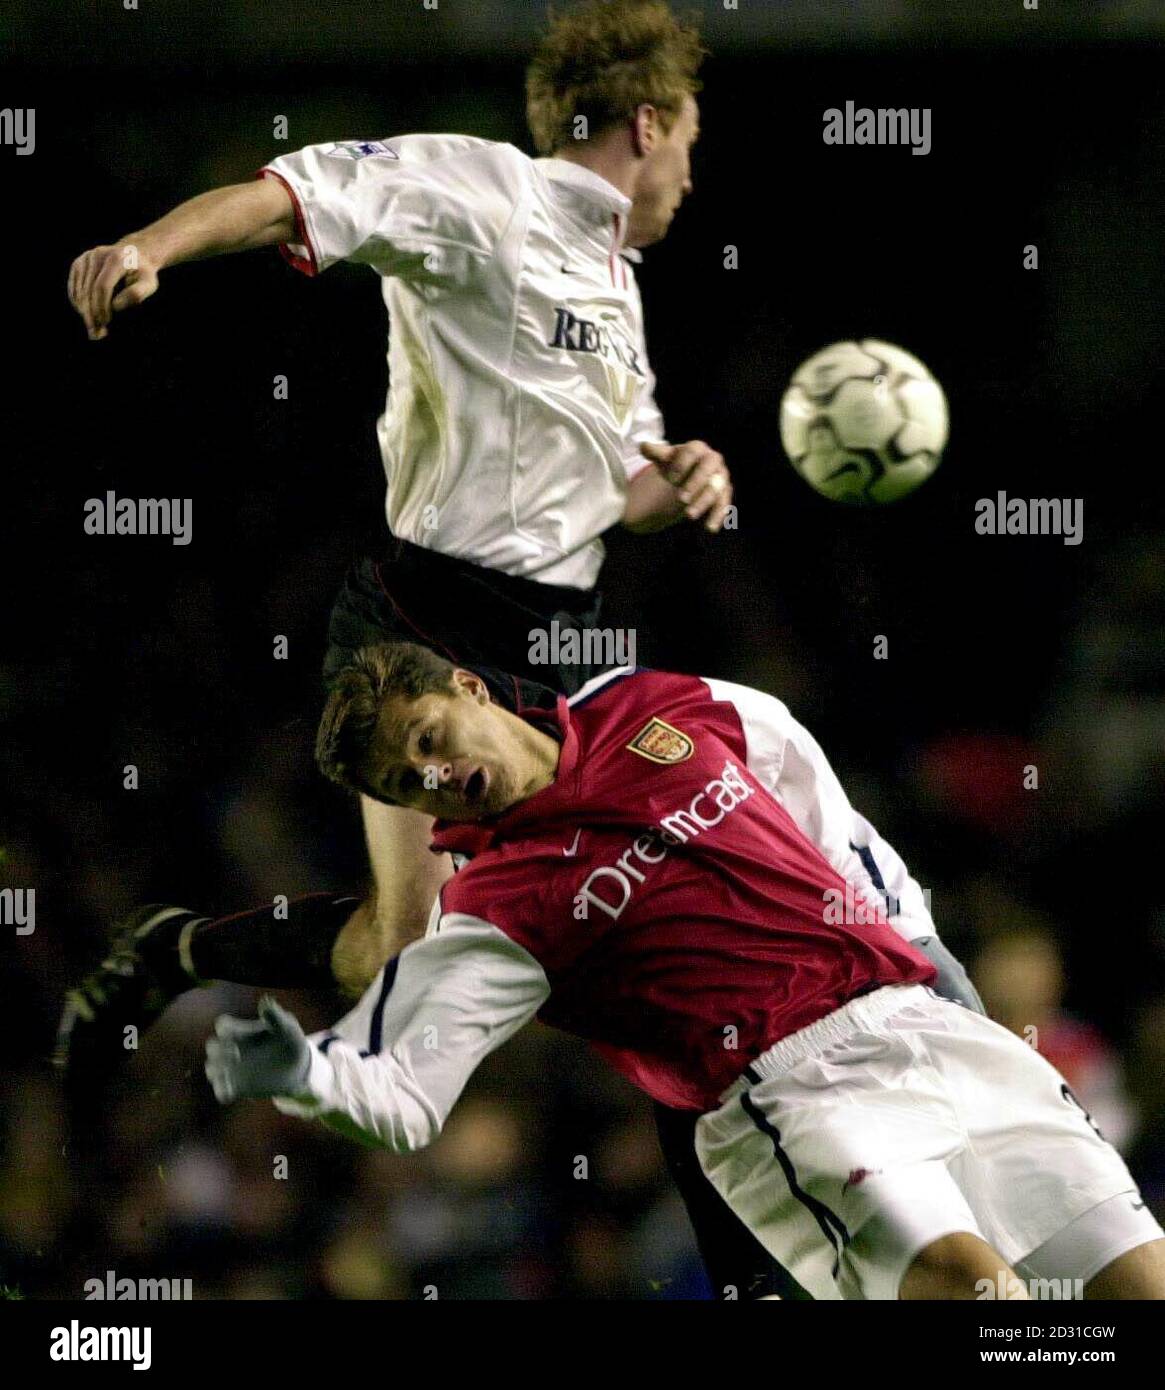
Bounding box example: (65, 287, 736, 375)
(323, 534, 607, 710)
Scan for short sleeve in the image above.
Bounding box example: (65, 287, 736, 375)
(258, 134, 526, 280)
(621, 276, 667, 480)
(623, 358, 667, 482)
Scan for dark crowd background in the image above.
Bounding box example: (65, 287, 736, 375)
(2, 2, 1163, 1299)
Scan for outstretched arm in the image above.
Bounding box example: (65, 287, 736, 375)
(68, 178, 295, 340)
(205, 912, 550, 1152)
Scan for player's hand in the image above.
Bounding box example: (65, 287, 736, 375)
(639, 440, 734, 532)
(68, 242, 161, 341)
(204, 996, 312, 1104)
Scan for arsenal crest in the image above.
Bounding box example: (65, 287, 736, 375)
(627, 717, 694, 765)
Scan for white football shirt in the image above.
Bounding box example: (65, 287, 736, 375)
(260, 134, 666, 589)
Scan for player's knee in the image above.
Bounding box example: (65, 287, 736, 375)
(329, 897, 390, 997)
(901, 1232, 1028, 1301)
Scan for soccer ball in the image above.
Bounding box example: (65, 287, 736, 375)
(779, 340, 948, 504)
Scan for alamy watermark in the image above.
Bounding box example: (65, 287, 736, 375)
(1, 887, 34, 935)
(976, 1273, 1084, 1301)
(1, 108, 34, 155)
(974, 492, 1083, 546)
(84, 1270, 192, 1301)
(49, 1322, 151, 1370)
(822, 882, 931, 926)
(84, 491, 192, 546)
(528, 620, 635, 670)
(823, 102, 931, 156)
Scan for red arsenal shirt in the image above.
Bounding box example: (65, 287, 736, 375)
(278, 668, 939, 1148)
(430, 668, 935, 1110)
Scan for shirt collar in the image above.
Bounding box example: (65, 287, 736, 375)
(430, 694, 579, 858)
(535, 156, 634, 222)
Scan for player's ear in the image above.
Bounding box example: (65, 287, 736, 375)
(631, 103, 657, 157)
(451, 668, 489, 704)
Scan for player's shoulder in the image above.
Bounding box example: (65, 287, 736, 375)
(566, 667, 718, 749)
(569, 667, 773, 718)
(569, 667, 797, 756)
(567, 666, 697, 708)
(385, 134, 533, 186)
(386, 133, 519, 163)
(300, 133, 532, 185)
(699, 674, 792, 721)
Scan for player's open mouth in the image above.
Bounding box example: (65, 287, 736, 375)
(464, 766, 489, 803)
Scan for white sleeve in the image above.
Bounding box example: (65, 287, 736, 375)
(273, 913, 550, 1151)
(702, 676, 937, 943)
(259, 135, 523, 279)
(623, 359, 667, 482)
(621, 276, 666, 481)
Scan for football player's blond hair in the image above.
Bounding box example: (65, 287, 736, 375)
(526, 0, 706, 156)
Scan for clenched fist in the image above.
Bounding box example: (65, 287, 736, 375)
(68, 242, 160, 341)
(639, 439, 734, 532)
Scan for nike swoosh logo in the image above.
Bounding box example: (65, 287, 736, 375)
(562, 829, 583, 857)
(560, 263, 583, 275)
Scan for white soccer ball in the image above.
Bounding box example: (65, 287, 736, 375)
(779, 339, 948, 504)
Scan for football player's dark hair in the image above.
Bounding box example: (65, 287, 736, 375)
(316, 641, 457, 796)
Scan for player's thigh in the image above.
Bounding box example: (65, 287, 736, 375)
(696, 1011, 983, 1299)
(696, 1096, 984, 1301)
(331, 800, 453, 997)
(331, 899, 384, 998)
(900, 1232, 1029, 1301)
(840, 1162, 992, 1300)
(1085, 1235, 1165, 1300)
(695, 1098, 845, 1300)
(361, 795, 452, 942)
(921, 1003, 1152, 1272)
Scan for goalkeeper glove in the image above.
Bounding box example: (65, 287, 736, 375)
(204, 996, 312, 1104)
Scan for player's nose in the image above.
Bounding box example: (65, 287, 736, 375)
(412, 755, 453, 783)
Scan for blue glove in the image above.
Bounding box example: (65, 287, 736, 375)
(204, 996, 312, 1104)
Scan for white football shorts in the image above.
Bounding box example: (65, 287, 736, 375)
(695, 984, 1161, 1300)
